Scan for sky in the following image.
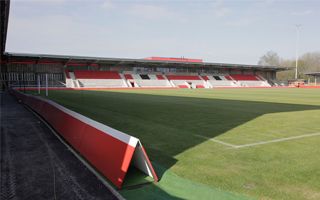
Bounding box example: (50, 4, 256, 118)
(5, 0, 320, 65)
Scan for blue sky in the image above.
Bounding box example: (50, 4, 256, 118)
(6, 0, 320, 64)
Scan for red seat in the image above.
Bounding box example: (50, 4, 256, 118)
(74, 70, 121, 79)
(201, 76, 209, 80)
(65, 70, 70, 78)
(196, 85, 205, 88)
(156, 75, 165, 80)
(230, 74, 258, 81)
(166, 75, 201, 80)
(124, 74, 133, 80)
(178, 85, 189, 88)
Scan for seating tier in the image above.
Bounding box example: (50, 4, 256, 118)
(74, 70, 121, 79)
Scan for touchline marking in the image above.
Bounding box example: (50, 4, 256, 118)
(235, 132, 320, 149)
(195, 132, 320, 149)
(194, 134, 238, 148)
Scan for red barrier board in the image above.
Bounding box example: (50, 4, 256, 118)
(10, 90, 158, 188)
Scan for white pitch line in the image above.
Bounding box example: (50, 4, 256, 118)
(195, 132, 320, 149)
(194, 134, 238, 148)
(235, 132, 320, 149)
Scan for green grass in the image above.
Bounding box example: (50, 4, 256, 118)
(33, 88, 320, 200)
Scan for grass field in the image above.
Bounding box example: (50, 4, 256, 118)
(35, 88, 320, 200)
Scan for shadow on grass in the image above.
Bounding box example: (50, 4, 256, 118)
(40, 90, 320, 198)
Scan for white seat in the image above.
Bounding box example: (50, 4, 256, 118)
(78, 79, 127, 88)
(135, 80, 172, 87)
(208, 80, 237, 87)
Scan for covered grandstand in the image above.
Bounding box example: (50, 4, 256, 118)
(0, 1, 287, 90)
(1, 52, 287, 89)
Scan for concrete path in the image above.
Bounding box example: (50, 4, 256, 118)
(0, 92, 119, 200)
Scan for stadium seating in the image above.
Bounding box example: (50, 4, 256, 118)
(230, 74, 258, 81)
(201, 76, 209, 80)
(229, 74, 271, 87)
(123, 73, 172, 87)
(74, 70, 121, 79)
(156, 75, 165, 80)
(207, 80, 238, 87)
(166, 75, 208, 88)
(201, 75, 238, 88)
(178, 85, 189, 88)
(166, 75, 201, 80)
(73, 70, 127, 88)
(135, 80, 172, 87)
(124, 74, 133, 80)
(65, 70, 271, 89)
(196, 85, 205, 88)
(237, 81, 271, 87)
(78, 79, 127, 88)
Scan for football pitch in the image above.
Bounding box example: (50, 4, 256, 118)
(35, 88, 320, 200)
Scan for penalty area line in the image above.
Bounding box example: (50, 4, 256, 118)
(195, 132, 320, 149)
(194, 134, 238, 148)
(235, 132, 320, 149)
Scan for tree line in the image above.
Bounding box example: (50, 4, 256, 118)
(258, 51, 320, 81)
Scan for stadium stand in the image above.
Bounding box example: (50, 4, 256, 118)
(135, 79, 172, 87)
(166, 75, 201, 80)
(125, 73, 172, 87)
(203, 75, 238, 87)
(230, 74, 258, 81)
(74, 70, 121, 79)
(156, 75, 165, 80)
(207, 80, 238, 87)
(63, 70, 273, 88)
(230, 74, 271, 87)
(124, 74, 133, 80)
(72, 70, 127, 88)
(166, 75, 207, 88)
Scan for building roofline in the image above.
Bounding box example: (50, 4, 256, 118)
(4, 52, 288, 71)
(305, 72, 320, 76)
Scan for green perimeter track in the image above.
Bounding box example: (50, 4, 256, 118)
(30, 88, 320, 200)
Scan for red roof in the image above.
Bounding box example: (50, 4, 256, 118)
(144, 57, 203, 63)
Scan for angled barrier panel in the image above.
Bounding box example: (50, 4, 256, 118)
(10, 89, 158, 188)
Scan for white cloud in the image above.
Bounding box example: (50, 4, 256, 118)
(13, 0, 66, 4)
(225, 18, 257, 27)
(101, 0, 114, 10)
(128, 4, 174, 20)
(210, 1, 232, 18)
(291, 10, 313, 16)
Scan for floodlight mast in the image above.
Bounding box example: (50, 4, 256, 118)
(295, 24, 301, 79)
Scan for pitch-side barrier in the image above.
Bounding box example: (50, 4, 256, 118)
(10, 89, 158, 188)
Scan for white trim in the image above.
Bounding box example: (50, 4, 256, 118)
(131, 141, 154, 178)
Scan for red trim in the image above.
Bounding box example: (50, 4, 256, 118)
(166, 75, 201, 80)
(144, 57, 203, 63)
(66, 63, 99, 67)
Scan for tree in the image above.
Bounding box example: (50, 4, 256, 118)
(258, 51, 281, 66)
(258, 51, 320, 81)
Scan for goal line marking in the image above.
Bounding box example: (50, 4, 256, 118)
(194, 132, 320, 149)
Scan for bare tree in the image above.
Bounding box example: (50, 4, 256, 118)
(258, 51, 281, 66)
